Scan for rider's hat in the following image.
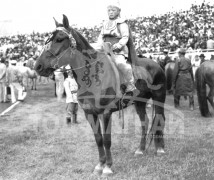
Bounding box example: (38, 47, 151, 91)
(107, 0, 121, 9)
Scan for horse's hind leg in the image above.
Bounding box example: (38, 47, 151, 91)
(35, 79, 37, 90)
(207, 87, 214, 109)
(86, 113, 106, 175)
(134, 101, 149, 155)
(174, 95, 180, 108)
(33, 79, 37, 90)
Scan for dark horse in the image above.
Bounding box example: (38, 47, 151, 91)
(195, 60, 214, 117)
(35, 15, 166, 176)
(165, 62, 175, 94)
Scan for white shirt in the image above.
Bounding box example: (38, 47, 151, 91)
(0, 62, 6, 82)
(63, 76, 78, 103)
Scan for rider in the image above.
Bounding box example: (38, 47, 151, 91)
(97, 0, 137, 95)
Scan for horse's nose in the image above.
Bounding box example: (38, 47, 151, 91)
(35, 64, 43, 72)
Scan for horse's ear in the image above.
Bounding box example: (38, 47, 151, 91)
(62, 14, 69, 29)
(53, 17, 60, 27)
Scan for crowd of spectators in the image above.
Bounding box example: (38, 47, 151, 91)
(0, 2, 214, 61)
(129, 2, 214, 54)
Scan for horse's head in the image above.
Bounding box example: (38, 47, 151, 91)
(35, 15, 73, 77)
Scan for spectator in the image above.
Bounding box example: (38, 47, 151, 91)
(158, 49, 173, 70)
(173, 48, 194, 110)
(63, 66, 79, 124)
(5, 60, 27, 103)
(54, 67, 65, 102)
(206, 35, 214, 49)
(199, 53, 206, 65)
(0, 57, 7, 102)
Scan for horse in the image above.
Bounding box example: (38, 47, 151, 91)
(24, 60, 38, 90)
(165, 62, 175, 94)
(195, 60, 214, 117)
(34, 15, 166, 176)
(17, 66, 38, 90)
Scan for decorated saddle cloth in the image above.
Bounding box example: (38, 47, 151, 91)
(76, 43, 126, 100)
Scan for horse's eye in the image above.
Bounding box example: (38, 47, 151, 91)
(56, 38, 63, 43)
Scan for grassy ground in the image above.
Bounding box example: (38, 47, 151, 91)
(0, 82, 214, 180)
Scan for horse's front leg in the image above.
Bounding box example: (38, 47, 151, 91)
(101, 112, 113, 177)
(134, 101, 149, 155)
(34, 79, 37, 90)
(26, 77, 29, 88)
(86, 113, 106, 175)
(30, 79, 33, 90)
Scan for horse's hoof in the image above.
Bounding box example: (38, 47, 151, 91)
(190, 106, 194, 111)
(93, 163, 104, 176)
(102, 165, 113, 177)
(134, 149, 144, 156)
(156, 148, 165, 156)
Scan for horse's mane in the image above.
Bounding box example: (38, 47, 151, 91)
(69, 27, 97, 59)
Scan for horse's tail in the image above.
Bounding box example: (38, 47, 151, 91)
(165, 63, 173, 93)
(195, 66, 210, 117)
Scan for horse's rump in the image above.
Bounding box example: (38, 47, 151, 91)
(165, 62, 175, 91)
(134, 58, 165, 90)
(195, 61, 214, 117)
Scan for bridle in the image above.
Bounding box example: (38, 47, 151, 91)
(42, 26, 73, 70)
(48, 46, 72, 69)
(41, 26, 103, 72)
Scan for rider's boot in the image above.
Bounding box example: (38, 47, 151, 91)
(123, 68, 139, 97)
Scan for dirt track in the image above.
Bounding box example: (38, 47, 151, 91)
(0, 81, 214, 179)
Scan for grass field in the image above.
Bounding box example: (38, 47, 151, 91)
(0, 82, 214, 180)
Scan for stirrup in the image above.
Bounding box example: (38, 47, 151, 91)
(125, 88, 139, 97)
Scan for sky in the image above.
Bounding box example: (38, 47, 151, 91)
(0, 0, 208, 36)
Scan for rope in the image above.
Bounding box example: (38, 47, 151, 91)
(53, 50, 107, 72)
(119, 93, 126, 130)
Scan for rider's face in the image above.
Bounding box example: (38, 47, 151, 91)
(107, 6, 120, 20)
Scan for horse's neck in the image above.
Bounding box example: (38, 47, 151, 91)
(71, 50, 117, 97)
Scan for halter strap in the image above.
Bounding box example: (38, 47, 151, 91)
(56, 27, 72, 38)
(49, 46, 72, 69)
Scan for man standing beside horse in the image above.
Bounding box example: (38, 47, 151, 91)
(158, 49, 173, 70)
(0, 57, 7, 103)
(5, 60, 27, 103)
(173, 48, 194, 110)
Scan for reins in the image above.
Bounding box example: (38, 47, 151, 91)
(51, 49, 108, 73)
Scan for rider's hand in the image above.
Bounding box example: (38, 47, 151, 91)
(112, 43, 122, 52)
